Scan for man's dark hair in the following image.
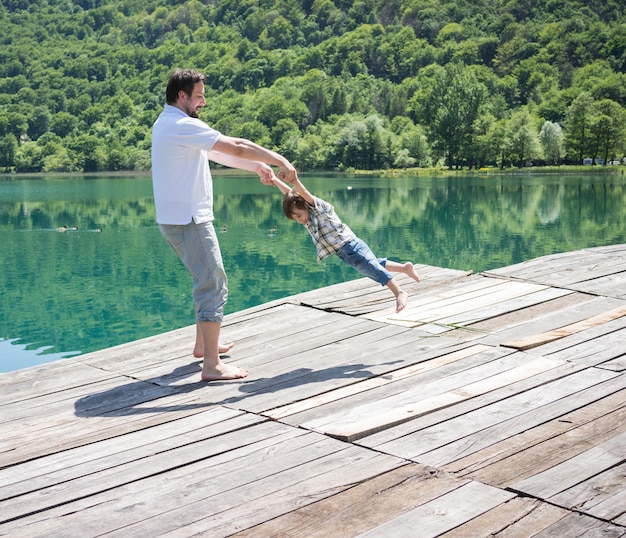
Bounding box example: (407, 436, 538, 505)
(165, 69, 205, 105)
(282, 190, 308, 220)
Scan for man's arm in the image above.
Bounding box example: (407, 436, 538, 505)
(210, 135, 297, 183)
(206, 151, 275, 184)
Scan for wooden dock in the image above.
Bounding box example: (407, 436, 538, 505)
(2, 244, 626, 537)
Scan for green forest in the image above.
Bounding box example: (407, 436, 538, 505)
(0, 0, 625, 173)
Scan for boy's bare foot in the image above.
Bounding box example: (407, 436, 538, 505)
(201, 361, 248, 382)
(403, 262, 420, 282)
(396, 290, 409, 313)
(193, 341, 235, 358)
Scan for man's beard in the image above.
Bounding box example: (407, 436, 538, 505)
(185, 103, 199, 118)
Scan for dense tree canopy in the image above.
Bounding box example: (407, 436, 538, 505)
(0, 0, 624, 172)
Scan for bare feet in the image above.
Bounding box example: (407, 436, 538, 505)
(194, 341, 235, 358)
(201, 361, 248, 382)
(403, 262, 420, 282)
(396, 290, 409, 313)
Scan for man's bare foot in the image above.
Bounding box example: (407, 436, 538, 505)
(194, 341, 235, 358)
(201, 361, 248, 382)
(396, 290, 409, 313)
(403, 262, 420, 282)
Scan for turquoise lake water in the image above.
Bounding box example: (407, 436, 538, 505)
(1, 172, 625, 372)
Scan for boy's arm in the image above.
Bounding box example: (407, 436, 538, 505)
(271, 176, 293, 195)
(282, 176, 315, 205)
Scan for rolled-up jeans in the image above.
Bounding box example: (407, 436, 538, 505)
(158, 221, 227, 323)
(335, 238, 392, 286)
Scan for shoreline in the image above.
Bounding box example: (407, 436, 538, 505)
(0, 164, 623, 181)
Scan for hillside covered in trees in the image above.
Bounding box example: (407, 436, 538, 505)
(0, 0, 625, 172)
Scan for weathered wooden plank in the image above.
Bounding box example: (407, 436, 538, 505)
(486, 247, 626, 296)
(0, 411, 274, 522)
(7, 442, 402, 537)
(0, 361, 116, 408)
(484, 251, 594, 283)
(302, 356, 563, 442)
(0, 380, 263, 468)
(156, 452, 405, 537)
(550, 462, 626, 522)
(484, 248, 620, 285)
(360, 361, 589, 449)
(356, 481, 516, 538)
(445, 383, 626, 477)
(503, 304, 626, 350)
(0, 406, 250, 498)
(296, 265, 472, 310)
(84, 303, 333, 374)
(289, 346, 517, 430)
(146, 315, 383, 385)
(413, 287, 575, 334)
(226, 325, 468, 415)
(547, 328, 626, 368)
(530, 512, 626, 537)
(74, 325, 198, 369)
(362, 277, 517, 326)
(479, 296, 625, 347)
(336, 269, 477, 316)
(510, 431, 626, 499)
(376, 367, 619, 466)
(264, 344, 492, 420)
(462, 395, 626, 490)
(438, 497, 569, 538)
(434, 287, 573, 328)
(386, 281, 550, 326)
(533, 314, 626, 356)
(0, 375, 179, 449)
(1, 428, 355, 535)
(543, 257, 626, 287)
(227, 464, 466, 538)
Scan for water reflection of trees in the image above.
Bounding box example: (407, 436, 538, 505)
(1, 175, 625, 361)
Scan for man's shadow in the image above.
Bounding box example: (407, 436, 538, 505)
(74, 358, 400, 418)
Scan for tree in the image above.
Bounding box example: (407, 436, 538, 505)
(3, 111, 28, 140)
(28, 106, 51, 140)
(0, 134, 18, 170)
(50, 112, 78, 138)
(413, 63, 488, 169)
(565, 92, 594, 163)
(1, 0, 625, 173)
(539, 121, 565, 165)
(506, 108, 543, 167)
(392, 117, 431, 167)
(588, 99, 626, 164)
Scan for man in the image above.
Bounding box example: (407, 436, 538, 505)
(152, 68, 297, 381)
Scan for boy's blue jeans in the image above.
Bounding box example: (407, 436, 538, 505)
(335, 238, 392, 286)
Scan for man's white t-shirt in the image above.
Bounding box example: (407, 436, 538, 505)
(151, 104, 222, 225)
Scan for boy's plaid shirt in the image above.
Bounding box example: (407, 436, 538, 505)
(304, 197, 356, 262)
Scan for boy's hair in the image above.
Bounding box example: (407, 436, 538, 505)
(165, 68, 205, 105)
(282, 190, 308, 220)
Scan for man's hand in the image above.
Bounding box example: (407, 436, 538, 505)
(278, 162, 297, 184)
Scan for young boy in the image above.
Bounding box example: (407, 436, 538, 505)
(271, 175, 420, 313)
